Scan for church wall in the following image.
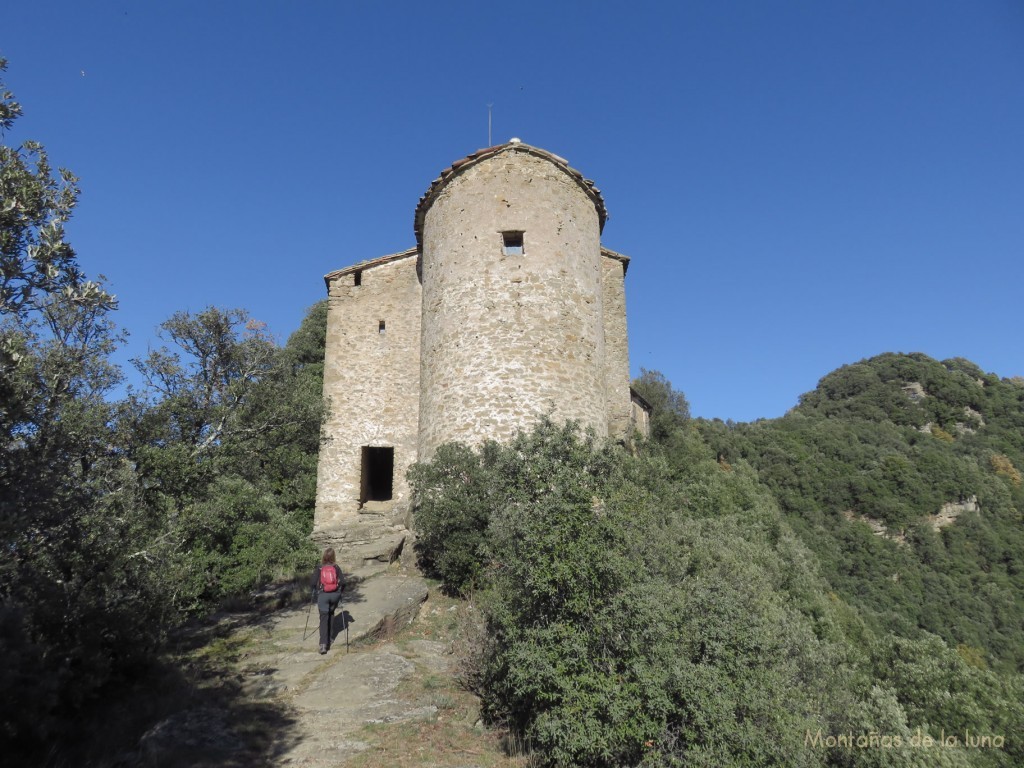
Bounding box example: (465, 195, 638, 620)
(630, 392, 651, 437)
(417, 149, 608, 459)
(601, 253, 633, 440)
(314, 253, 421, 530)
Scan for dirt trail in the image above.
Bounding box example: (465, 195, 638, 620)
(139, 519, 524, 767)
(241, 561, 437, 766)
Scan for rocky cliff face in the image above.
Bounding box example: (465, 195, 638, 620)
(843, 494, 981, 544)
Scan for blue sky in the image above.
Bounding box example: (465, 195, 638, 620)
(4, 1, 1022, 421)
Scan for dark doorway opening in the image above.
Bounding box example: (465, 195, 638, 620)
(360, 446, 394, 504)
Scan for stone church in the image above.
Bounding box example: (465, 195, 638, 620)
(314, 140, 649, 534)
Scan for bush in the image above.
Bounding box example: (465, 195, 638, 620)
(169, 476, 313, 610)
(413, 420, 873, 767)
(412, 394, 1024, 767)
(411, 419, 618, 594)
(410, 441, 501, 592)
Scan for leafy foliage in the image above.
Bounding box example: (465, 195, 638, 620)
(0, 60, 162, 751)
(870, 633, 1024, 765)
(411, 421, 619, 594)
(415, 423, 873, 766)
(699, 353, 1024, 673)
(128, 305, 323, 611)
(409, 441, 502, 592)
(0, 62, 325, 758)
(631, 367, 691, 441)
(0, 59, 113, 318)
(414, 365, 1024, 767)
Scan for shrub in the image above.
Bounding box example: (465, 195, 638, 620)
(411, 419, 618, 594)
(169, 476, 313, 610)
(414, 420, 870, 767)
(410, 441, 502, 592)
(990, 453, 1021, 486)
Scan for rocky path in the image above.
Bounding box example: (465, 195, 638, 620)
(140, 517, 523, 767)
(237, 515, 444, 766)
(246, 565, 436, 766)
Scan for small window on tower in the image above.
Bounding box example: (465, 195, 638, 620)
(354, 270, 362, 286)
(502, 231, 524, 256)
(378, 320, 386, 334)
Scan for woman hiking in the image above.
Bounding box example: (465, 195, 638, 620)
(312, 547, 344, 654)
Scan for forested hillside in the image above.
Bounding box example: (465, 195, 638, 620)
(411, 367, 1024, 767)
(697, 353, 1024, 673)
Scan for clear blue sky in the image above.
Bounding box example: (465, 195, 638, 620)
(4, 1, 1022, 421)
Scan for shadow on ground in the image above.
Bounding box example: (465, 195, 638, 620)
(42, 578, 313, 768)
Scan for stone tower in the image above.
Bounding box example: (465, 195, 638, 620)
(417, 139, 611, 457)
(314, 141, 647, 535)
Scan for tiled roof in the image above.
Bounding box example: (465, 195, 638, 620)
(323, 247, 418, 287)
(413, 141, 608, 248)
(601, 246, 631, 274)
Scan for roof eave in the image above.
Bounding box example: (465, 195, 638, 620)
(413, 142, 608, 248)
(323, 246, 419, 288)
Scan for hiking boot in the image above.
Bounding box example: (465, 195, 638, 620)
(319, 644, 327, 654)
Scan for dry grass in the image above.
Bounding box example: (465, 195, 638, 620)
(348, 719, 532, 768)
(345, 584, 534, 768)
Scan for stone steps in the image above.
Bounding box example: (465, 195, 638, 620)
(312, 518, 411, 583)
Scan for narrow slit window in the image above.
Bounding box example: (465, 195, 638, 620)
(378, 320, 386, 334)
(353, 270, 362, 286)
(502, 231, 524, 256)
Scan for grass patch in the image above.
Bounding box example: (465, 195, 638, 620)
(347, 719, 531, 768)
(191, 631, 254, 666)
(345, 584, 533, 767)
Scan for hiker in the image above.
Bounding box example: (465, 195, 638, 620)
(312, 547, 344, 654)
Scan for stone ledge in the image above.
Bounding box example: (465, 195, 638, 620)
(313, 522, 410, 584)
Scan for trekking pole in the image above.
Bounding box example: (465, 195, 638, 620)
(342, 601, 349, 653)
(302, 596, 314, 641)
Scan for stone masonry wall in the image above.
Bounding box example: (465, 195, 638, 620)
(630, 392, 651, 438)
(418, 149, 608, 458)
(601, 252, 632, 440)
(314, 251, 421, 531)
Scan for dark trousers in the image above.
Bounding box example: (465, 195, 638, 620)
(317, 590, 343, 647)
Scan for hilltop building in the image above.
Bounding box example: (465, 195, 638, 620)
(314, 140, 649, 533)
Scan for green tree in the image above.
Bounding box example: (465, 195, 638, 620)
(0, 59, 162, 755)
(225, 301, 327, 513)
(0, 58, 113, 318)
(632, 368, 690, 443)
(129, 305, 320, 610)
(132, 307, 277, 456)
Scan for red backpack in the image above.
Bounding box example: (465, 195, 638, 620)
(320, 565, 339, 593)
